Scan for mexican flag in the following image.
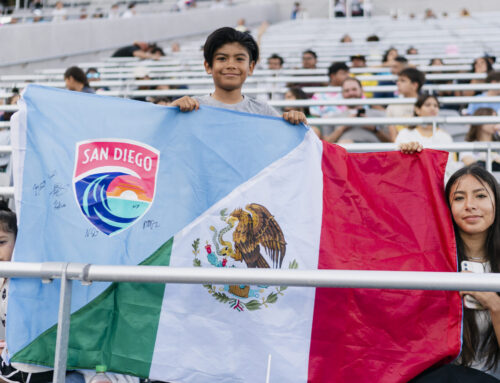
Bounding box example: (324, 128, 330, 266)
(8, 85, 460, 382)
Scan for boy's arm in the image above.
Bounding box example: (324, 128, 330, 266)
(282, 111, 308, 125)
(169, 96, 200, 112)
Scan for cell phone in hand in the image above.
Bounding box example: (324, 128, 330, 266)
(461, 260, 485, 310)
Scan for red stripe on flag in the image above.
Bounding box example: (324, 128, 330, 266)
(308, 142, 462, 382)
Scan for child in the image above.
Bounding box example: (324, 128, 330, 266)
(386, 67, 426, 141)
(169, 27, 307, 125)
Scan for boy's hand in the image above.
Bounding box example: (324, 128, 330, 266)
(169, 96, 199, 112)
(282, 111, 307, 125)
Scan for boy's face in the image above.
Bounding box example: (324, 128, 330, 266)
(396, 75, 417, 96)
(205, 42, 255, 92)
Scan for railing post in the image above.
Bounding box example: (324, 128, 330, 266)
(486, 143, 493, 173)
(53, 263, 72, 383)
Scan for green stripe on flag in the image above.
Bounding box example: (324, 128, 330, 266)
(11, 237, 173, 378)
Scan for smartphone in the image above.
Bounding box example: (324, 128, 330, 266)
(461, 260, 485, 310)
(356, 108, 366, 117)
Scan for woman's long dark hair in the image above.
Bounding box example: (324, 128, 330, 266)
(445, 165, 500, 370)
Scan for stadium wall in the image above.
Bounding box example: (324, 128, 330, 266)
(0, 2, 280, 73)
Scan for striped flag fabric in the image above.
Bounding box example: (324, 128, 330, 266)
(8, 85, 461, 382)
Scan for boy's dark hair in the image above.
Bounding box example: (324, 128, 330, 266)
(328, 62, 349, 76)
(302, 49, 317, 59)
(486, 71, 500, 83)
(64, 66, 89, 87)
(268, 53, 284, 65)
(203, 27, 259, 67)
(399, 68, 426, 92)
(394, 56, 408, 64)
(0, 200, 17, 238)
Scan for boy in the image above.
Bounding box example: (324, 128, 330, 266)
(385, 67, 426, 141)
(170, 27, 306, 125)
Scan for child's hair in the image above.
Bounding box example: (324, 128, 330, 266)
(302, 49, 317, 59)
(410, 93, 439, 128)
(328, 62, 349, 76)
(286, 87, 310, 115)
(394, 56, 409, 65)
(0, 200, 17, 238)
(466, 108, 498, 142)
(268, 53, 284, 65)
(203, 27, 259, 67)
(399, 67, 426, 92)
(486, 71, 500, 83)
(64, 66, 90, 87)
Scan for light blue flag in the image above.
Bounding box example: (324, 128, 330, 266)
(8, 84, 306, 360)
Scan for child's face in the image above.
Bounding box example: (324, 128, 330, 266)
(0, 229, 15, 262)
(396, 75, 416, 96)
(205, 42, 255, 92)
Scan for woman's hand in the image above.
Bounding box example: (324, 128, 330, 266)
(460, 290, 500, 313)
(399, 142, 423, 154)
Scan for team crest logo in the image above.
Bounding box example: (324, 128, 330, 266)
(73, 139, 160, 236)
(192, 204, 298, 311)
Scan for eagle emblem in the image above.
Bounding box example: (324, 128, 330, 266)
(192, 203, 298, 312)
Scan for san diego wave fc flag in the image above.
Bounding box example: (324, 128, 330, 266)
(9, 85, 461, 382)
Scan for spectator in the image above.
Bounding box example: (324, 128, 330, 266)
(108, 3, 120, 18)
(460, 108, 500, 170)
(302, 49, 317, 69)
(406, 46, 418, 55)
(351, 0, 363, 17)
(324, 77, 390, 143)
(395, 94, 453, 149)
(460, 8, 471, 17)
(235, 18, 248, 33)
(334, 0, 345, 17)
(284, 87, 321, 138)
(85, 68, 109, 92)
(350, 54, 366, 68)
(210, 0, 226, 9)
(64, 66, 95, 93)
(430, 58, 444, 66)
(374, 55, 408, 100)
(112, 42, 164, 60)
(382, 47, 399, 67)
(290, 2, 300, 19)
(465, 71, 500, 115)
(310, 62, 349, 117)
(340, 34, 352, 43)
(267, 54, 284, 70)
(391, 56, 409, 76)
(366, 34, 380, 42)
(51, 1, 67, 22)
(462, 56, 494, 98)
(171, 42, 181, 53)
(168, 27, 306, 125)
(386, 67, 426, 141)
(121, 2, 136, 18)
(424, 8, 437, 19)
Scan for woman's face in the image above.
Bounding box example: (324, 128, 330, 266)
(474, 58, 488, 73)
(386, 49, 398, 62)
(415, 97, 439, 117)
(0, 229, 15, 262)
(449, 175, 496, 236)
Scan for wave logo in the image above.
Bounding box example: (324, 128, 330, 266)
(73, 139, 160, 236)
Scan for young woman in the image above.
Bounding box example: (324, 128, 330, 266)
(447, 165, 500, 377)
(395, 94, 453, 146)
(461, 108, 500, 171)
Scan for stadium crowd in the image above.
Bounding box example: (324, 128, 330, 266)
(0, 5, 499, 382)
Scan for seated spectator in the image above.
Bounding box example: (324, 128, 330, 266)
(121, 2, 136, 18)
(112, 42, 164, 60)
(108, 3, 120, 18)
(64, 66, 95, 93)
(381, 47, 399, 67)
(366, 34, 380, 42)
(334, 0, 345, 17)
(235, 18, 248, 33)
(406, 46, 418, 55)
(267, 54, 284, 70)
(51, 1, 67, 22)
(395, 94, 453, 146)
(340, 34, 352, 43)
(350, 54, 366, 68)
(283, 87, 320, 137)
(302, 49, 317, 69)
(465, 71, 500, 115)
(386, 67, 426, 140)
(429, 58, 444, 66)
(462, 56, 494, 97)
(460, 108, 500, 170)
(85, 68, 109, 92)
(351, 54, 377, 98)
(310, 62, 349, 117)
(374, 56, 408, 99)
(324, 77, 391, 143)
